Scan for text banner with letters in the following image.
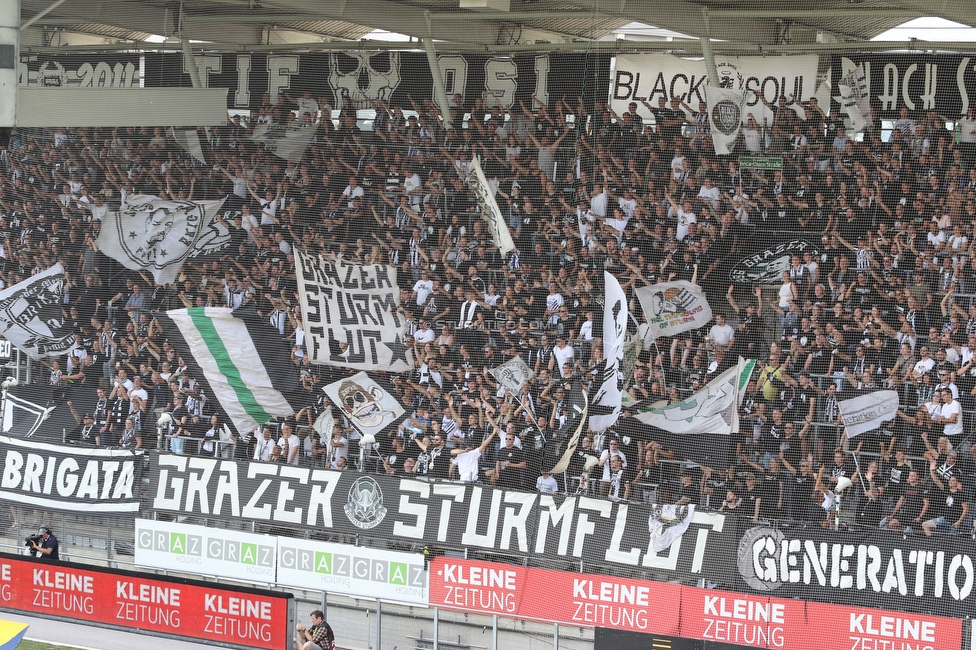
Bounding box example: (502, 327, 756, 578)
(143, 52, 611, 111)
(0, 552, 293, 650)
(831, 54, 976, 120)
(611, 54, 819, 126)
(0, 435, 144, 513)
(148, 454, 734, 580)
(295, 250, 413, 372)
(430, 557, 963, 650)
(734, 524, 976, 619)
(18, 53, 140, 88)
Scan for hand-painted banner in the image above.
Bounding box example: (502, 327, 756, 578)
(323, 371, 404, 437)
(143, 52, 610, 111)
(636, 281, 712, 339)
(295, 250, 413, 373)
(611, 54, 818, 126)
(832, 54, 976, 120)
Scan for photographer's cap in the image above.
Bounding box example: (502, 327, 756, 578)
(37, 526, 50, 535)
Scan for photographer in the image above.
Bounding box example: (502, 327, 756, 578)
(28, 527, 59, 561)
(294, 610, 334, 650)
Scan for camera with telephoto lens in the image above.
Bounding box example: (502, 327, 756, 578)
(24, 534, 42, 548)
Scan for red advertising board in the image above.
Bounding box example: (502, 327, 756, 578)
(429, 558, 962, 650)
(0, 554, 292, 650)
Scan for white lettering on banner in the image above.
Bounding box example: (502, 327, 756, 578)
(18, 55, 140, 88)
(742, 528, 976, 602)
(204, 594, 272, 619)
(268, 55, 300, 99)
(116, 582, 181, 605)
(33, 569, 94, 593)
(572, 579, 650, 606)
(849, 614, 936, 642)
(701, 618, 786, 648)
(32, 568, 95, 615)
(440, 563, 518, 613)
(572, 601, 649, 629)
(235, 55, 252, 107)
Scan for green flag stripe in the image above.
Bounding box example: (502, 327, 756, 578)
(187, 308, 273, 425)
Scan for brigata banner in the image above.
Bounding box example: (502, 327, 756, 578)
(135, 520, 276, 583)
(149, 454, 734, 578)
(0, 553, 293, 650)
(0, 435, 144, 513)
(735, 524, 976, 619)
(430, 557, 962, 650)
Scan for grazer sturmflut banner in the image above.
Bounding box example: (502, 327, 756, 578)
(149, 454, 734, 578)
(295, 250, 413, 372)
(0, 435, 144, 512)
(735, 524, 976, 618)
(143, 52, 611, 111)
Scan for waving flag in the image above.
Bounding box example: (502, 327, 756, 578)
(636, 281, 712, 339)
(706, 85, 752, 155)
(589, 272, 628, 431)
(468, 155, 515, 255)
(96, 195, 229, 285)
(157, 307, 302, 435)
(0, 264, 74, 359)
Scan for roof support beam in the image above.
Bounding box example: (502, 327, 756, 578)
(21, 0, 70, 30)
(708, 8, 923, 19)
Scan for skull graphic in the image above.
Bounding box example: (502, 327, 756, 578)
(329, 52, 401, 110)
(338, 379, 387, 428)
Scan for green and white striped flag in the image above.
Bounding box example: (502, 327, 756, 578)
(158, 307, 301, 435)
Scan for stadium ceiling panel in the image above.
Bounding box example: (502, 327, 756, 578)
(17, 0, 976, 50)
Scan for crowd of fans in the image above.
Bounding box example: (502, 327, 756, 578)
(4, 82, 976, 536)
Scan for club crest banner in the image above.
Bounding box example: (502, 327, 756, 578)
(295, 250, 413, 372)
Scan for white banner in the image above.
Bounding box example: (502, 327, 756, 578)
(469, 155, 515, 255)
(589, 272, 628, 432)
(277, 537, 428, 606)
(706, 85, 752, 155)
(250, 123, 316, 163)
(96, 195, 229, 285)
(295, 250, 413, 372)
(636, 281, 713, 340)
(836, 62, 871, 133)
(634, 358, 756, 435)
(135, 520, 276, 582)
(838, 390, 899, 438)
(491, 356, 536, 395)
(611, 54, 819, 126)
(0, 264, 74, 359)
(324, 371, 404, 437)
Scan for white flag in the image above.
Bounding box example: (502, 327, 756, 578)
(0, 264, 74, 359)
(168, 127, 211, 165)
(636, 281, 712, 340)
(838, 390, 899, 438)
(324, 372, 404, 437)
(295, 249, 414, 373)
(589, 272, 628, 431)
(96, 195, 229, 285)
(312, 405, 335, 445)
(706, 85, 751, 155)
(468, 155, 515, 255)
(634, 358, 756, 434)
(491, 356, 536, 395)
(836, 63, 871, 133)
(250, 123, 316, 163)
(649, 504, 695, 553)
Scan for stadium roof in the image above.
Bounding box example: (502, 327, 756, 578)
(17, 0, 976, 53)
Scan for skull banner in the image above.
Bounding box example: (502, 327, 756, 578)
(323, 371, 404, 437)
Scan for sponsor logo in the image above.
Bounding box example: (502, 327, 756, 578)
(344, 476, 388, 529)
(137, 527, 274, 569)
